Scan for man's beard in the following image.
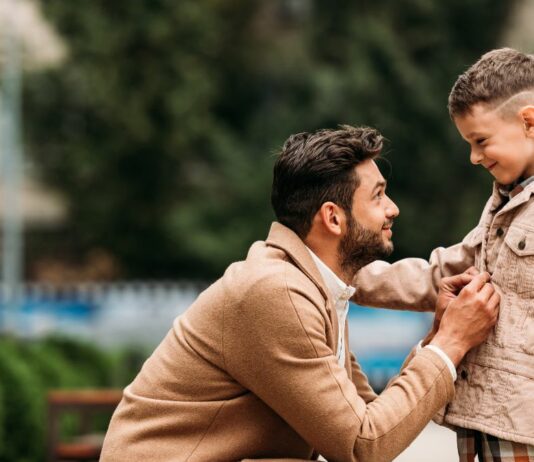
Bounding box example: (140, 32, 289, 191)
(338, 214, 393, 277)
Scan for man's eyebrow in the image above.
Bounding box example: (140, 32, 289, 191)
(372, 180, 387, 192)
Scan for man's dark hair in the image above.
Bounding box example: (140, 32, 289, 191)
(448, 48, 534, 118)
(271, 125, 384, 238)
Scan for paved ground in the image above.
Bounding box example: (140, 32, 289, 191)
(394, 422, 458, 461)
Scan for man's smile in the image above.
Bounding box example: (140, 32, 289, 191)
(382, 221, 393, 238)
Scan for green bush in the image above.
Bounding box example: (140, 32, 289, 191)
(0, 338, 44, 462)
(41, 336, 114, 387)
(0, 335, 143, 462)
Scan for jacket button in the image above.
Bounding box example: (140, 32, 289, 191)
(496, 227, 504, 237)
(518, 240, 526, 250)
(460, 370, 468, 380)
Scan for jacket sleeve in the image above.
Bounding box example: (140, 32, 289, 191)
(224, 273, 455, 462)
(351, 226, 484, 312)
(349, 352, 377, 404)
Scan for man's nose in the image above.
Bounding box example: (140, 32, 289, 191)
(470, 148, 484, 165)
(386, 196, 399, 218)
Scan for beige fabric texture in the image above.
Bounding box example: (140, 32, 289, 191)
(354, 181, 534, 445)
(101, 222, 454, 462)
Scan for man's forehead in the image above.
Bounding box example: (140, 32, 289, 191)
(355, 159, 385, 189)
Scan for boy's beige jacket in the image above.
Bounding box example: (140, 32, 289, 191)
(354, 181, 534, 445)
(101, 223, 454, 462)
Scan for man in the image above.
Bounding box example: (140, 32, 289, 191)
(101, 125, 499, 462)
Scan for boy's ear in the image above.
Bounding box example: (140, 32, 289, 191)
(520, 106, 534, 136)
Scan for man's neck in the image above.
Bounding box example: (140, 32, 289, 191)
(304, 242, 352, 285)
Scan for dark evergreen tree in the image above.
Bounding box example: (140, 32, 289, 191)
(24, 0, 517, 279)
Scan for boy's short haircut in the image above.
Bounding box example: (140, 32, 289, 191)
(448, 48, 534, 118)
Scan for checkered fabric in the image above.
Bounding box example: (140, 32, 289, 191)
(457, 428, 534, 461)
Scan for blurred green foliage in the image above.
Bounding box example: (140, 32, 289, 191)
(0, 336, 145, 462)
(24, 0, 516, 279)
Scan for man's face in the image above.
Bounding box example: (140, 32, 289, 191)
(338, 159, 399, 274)
(454, 103, 534, 185)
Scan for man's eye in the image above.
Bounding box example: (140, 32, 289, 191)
(375, 191, 384, 199)
(476, 138, 486, 145)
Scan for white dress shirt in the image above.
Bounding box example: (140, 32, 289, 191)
(307, 248, 355, 367)
(307, 247, 457, 381)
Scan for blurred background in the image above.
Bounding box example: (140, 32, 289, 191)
(0, 0, 533, 460)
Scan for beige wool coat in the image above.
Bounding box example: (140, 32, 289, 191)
(354, 180, 534, 445)
(101, 222, 454, 462)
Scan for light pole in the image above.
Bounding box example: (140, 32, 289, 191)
(0, 0, 24, 333)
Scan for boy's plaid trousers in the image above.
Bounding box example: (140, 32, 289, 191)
(457, 428, 534, 461)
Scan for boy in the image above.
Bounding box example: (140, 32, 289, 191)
(353, 48, 534, 461)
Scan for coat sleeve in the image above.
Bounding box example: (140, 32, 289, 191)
(223, 272, 455, 462)
(351, 226, 484, 312)
(349, 352, 377, 404)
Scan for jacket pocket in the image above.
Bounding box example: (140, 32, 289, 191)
(503, 226, 534, 296)
(503, 226, 534, 354)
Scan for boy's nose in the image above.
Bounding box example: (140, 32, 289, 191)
(470, 148, 484, 165)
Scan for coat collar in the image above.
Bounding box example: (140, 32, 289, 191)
(265, 222, 331, 303)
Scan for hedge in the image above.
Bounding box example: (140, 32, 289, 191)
(0, 335, 146, 462)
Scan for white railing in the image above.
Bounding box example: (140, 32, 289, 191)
(3, 281, 206, 347)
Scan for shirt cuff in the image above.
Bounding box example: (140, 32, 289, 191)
(416, 340, 457, 381)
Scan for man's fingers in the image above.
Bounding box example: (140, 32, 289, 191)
(465, 266, 479, 276)
(463, 272, 491, 293)
(442, 267, 481, 291)
(479, 282, 495, 300)
(442, 272, 475, 290)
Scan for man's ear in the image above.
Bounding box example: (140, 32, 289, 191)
(317, 202, 344, 237)
(520, 105, 534, 137)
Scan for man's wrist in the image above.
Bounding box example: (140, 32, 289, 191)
(421, 327, 438, 347)
(429, 332, 466, 367)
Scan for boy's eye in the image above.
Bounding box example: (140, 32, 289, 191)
(476, 138, 487, 145)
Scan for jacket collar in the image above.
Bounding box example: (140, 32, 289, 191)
(265, 222, 331, 303)
(494, 179, 534, 216)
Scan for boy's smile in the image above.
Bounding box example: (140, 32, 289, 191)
(454, 103, 534, 185)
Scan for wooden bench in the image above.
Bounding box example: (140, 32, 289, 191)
(46, 389, 123, 462)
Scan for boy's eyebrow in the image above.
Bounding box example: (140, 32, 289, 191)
(466, 131, 487, 140)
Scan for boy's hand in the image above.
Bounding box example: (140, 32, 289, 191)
(431, 272, 500, 366)
(422, 267, 479, 346)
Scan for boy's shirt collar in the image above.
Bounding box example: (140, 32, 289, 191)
(498, 175, 534, 199)
(490, 175, 534, 216)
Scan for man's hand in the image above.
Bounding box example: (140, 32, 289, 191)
(422, 267, 479, 346)
(430, 272, 500, 366)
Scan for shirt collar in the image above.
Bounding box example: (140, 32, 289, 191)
(305, 247, 356, 303)
(498, 175, 534, 199)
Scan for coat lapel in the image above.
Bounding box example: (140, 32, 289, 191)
(265, 222, 343, 366)
(265, 222, 331, 302)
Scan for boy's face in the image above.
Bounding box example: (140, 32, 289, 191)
(454, 103, 534, 185)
